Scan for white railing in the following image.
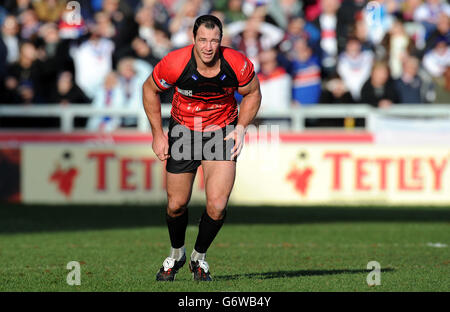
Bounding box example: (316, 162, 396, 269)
(0, 104, 449, 132)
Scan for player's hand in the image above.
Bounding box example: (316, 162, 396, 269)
(224, 124, 246, 161)
(152, 133, 170, 161)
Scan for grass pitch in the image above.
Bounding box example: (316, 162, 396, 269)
(0, 204, 449, 292)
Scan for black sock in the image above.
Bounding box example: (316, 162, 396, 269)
(166, 210, 188, 249)
(194, 210, 226, 254)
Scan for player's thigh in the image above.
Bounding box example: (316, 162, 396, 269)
(166, 171, 196, 210)
(201, 160, 236, 207)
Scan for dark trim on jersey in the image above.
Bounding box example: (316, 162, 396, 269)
(238, 71, 255, 88)
(151, 72, 165, 91)
(219, 48, 239, 88)
(175, 48, 195, 86)
(176, 46, 240, 89)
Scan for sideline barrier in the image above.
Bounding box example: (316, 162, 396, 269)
(1, 104, 450, 132)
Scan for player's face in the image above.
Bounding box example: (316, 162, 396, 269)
(194, 25, 221, 65)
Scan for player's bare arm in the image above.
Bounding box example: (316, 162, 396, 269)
(225, 75, 262, 160)
(142, 75, 170, 161)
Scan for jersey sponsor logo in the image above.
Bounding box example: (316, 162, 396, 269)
(160, 79, 172, 88)
(177, 87, 193, 97)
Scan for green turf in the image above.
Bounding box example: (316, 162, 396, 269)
(0, 204, 448, 292)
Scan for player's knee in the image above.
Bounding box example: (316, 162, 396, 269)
(167, 196, 189, 217)
(206, 195, 228, 220)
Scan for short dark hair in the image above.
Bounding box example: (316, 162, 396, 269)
(193, 15, 223, 39)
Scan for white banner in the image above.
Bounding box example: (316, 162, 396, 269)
(370, 115, 450, 145)
(234, 143, 450, 205)
(22, 145, 204, 204)
(21, 142, 450, 205)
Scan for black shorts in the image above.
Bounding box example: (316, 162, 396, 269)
(166, 117, 237, 174)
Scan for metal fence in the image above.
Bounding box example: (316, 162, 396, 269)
(1, 104, 450, 133)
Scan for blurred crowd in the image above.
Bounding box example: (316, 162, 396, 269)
(0, 0, 449, 130)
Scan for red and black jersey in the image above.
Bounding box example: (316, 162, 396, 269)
(152, 45, 255, 131)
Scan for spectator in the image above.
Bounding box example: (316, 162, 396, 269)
(116, 57, 153, 127)
(319, 72, 355, 127)
(425, 13, 450, 53)
(94, 11, 117, 41)
(381, 19, 412, 79)
(38, 22, 70, 63)
(69, 27, 115, 99)
(402, 0, 423, 22)
(291, 39, 322, 106)
(115, 36, 160, 68)
(361, 61, 398, 108)
(337, 0, 366, 43)
(267, 0, 303, 30)
(279, 15, 321, 60)
(414, 0, 450, 45)
(18, 9, 41, 40)
(32, 0, 66, 23)
(303, 0, 321, 22)
(150, 25, 172, 60)
(394, 55, 434, 103)
(4, 41, 44, 103)
(402, 18, 427, 54)
(1, 15, 20, 65)
(3, 0, 32, 17)
(433, 66, 450, 103)
(227, 7, 284, 71)
(49, 71, 91, 105)
(214, 0, 247, 24)
(139, 0, 171, 30)
(351, 16, 375, 54)
(2, 0, 449, 130)
(17, 80, 37, 104)
(210, 9, 226, 27)
(423, 40, 450, 78)
(35, 22, 74, 100)
(99, 0, 138, 55)
(135, 4, 172, 60)
(413, 0, 450, 27)
(102, 0, 134, 24)
(319, 74, 354, 104)
(115, 36, 174, 104)
(134, 3, 157, 40)
(257, 48, 292, 113)
(337, 37, 374, 101)
(171, 0, 212, 17)
(87, 71, 126, 132)
(169, 0, 203, 49)
(312, 0, 344, 77)
(48, 69, 91, 128)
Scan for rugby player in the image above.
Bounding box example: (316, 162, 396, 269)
(142, 15, 261, 281)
